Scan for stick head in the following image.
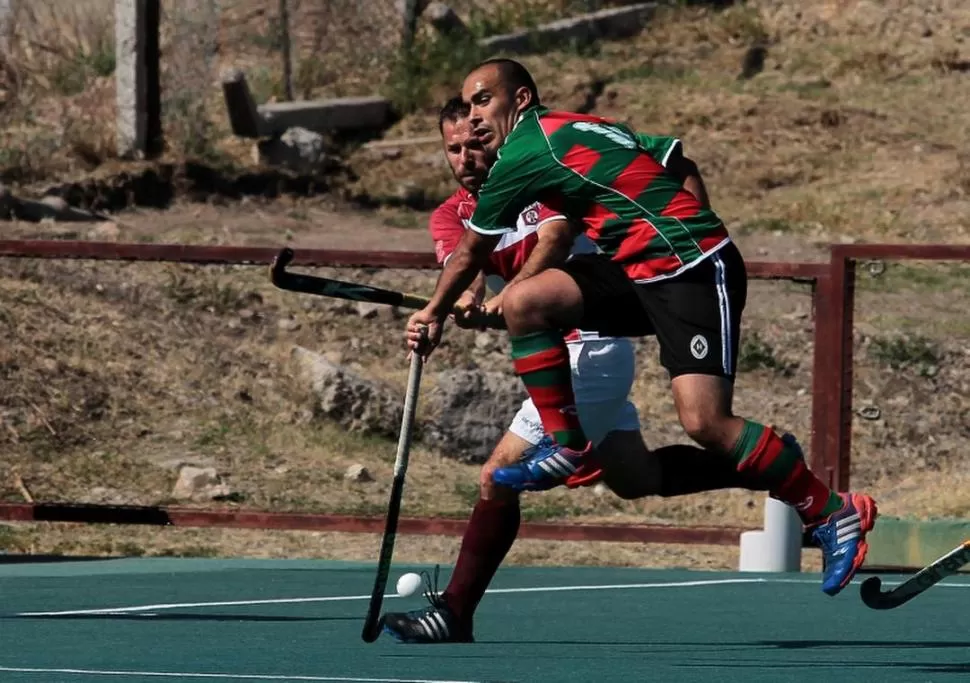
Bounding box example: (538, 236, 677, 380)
(270, 247, 295, 285)
(361, 622, 382, 643)
(859, 576, 886, 608)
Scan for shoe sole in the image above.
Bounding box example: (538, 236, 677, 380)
(492, 471, 556, 492)
(381, 624, 474, 644)
(829, 493, 879, 595)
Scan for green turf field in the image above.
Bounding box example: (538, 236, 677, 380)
(0, 557, 966, 682)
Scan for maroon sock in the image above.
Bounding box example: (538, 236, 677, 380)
(441, 496, 520, 624)
(655, 444, 767, 497)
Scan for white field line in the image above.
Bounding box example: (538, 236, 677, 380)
(0, 668, 480, 683)
(15, 575, 970, 618)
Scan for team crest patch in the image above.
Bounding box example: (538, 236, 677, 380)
(690, 334, 709, 360)
(523, 208, 539, 225)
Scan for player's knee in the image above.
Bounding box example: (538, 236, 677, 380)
(501, 283, 537, 327)
(678, 407, 727, 449)
(503, 279, 564, 330)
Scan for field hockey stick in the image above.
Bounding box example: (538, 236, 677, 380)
(860, 540, 970, 610)
(270, 247, 506, 329)
(270, 247, 431, 309)
(361, 327, 427, 643)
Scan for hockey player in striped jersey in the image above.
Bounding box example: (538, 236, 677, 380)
(405, 60, 878, 600)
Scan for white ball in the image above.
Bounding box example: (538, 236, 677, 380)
(396, 572, 423, 597)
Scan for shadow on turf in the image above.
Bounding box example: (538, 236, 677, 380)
(8, 613, 358, 622)
(0, 554, 116, 564)
(479, 639, 970, 649)
(762, 640, 970, 650)
(673, 660, 970, 674)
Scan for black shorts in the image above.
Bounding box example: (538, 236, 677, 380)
(562, 242, 747, 379)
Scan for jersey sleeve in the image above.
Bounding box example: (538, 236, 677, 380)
(428, 202, 465, 266)
(467, 144, 557, 236)
(636, 133, 682, 168)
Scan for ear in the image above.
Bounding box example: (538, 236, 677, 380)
(513, 85, 533, 112)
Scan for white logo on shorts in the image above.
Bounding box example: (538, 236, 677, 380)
(690, 335, 709, 360)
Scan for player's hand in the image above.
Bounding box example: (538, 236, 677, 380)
(483, 293, 504, 318)
(406, 307, 444, 357)
(452, 291, 486, 330)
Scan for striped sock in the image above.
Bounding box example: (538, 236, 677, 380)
(510, 331, 587, 449)
(732, 420, 843, 523)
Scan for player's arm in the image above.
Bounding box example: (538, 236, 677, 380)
(509, 217, 576, 286)
(666, 151, 711, 209)
(457, 272, 487, 307)
(422, 228, 501, 318)
(429, 203, 489, 328)
(484, 216, 576, 317)
(636, 133, 711, 209)
(408, 147, 546, 354)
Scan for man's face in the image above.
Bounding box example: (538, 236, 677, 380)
(441, 116, 490, 194)
(461, 64, 531, 156)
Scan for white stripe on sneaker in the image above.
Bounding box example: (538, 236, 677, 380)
(550, 453, 577, 473)
(416, 617, 433, 640)
(836, 512, 860, 527)
(537, 460, 565, 477)
(835, 512, 862, 544)
(432, 611, 450, 639)
(419, 615, 443, 641)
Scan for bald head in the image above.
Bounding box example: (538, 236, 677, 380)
(476, 59, 540, 107)
(461, 59, 540, 155)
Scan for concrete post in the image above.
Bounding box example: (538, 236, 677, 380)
(116, 0, 161, 159)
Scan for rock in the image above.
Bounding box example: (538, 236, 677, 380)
(395, 181, 425, 208)
(344, 463, 373, 483)
(474, 333, 494, 351)
(87, 221, 120, 241)
(424, 2, 470, 36)
(355, 301, 381, 319)
(291, 346, 405, 438)
(423, 370, 528, 463)
(171, 465, 231, 501)
(39, 195, 69, 213)
(255, 127, 334, 174)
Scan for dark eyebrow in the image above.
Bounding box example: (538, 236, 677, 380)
(469, 90, 490, 104)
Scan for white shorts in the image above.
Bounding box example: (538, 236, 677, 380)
(508, 337, 641, 447)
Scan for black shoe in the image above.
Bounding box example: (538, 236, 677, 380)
(380, 566, 474, 643)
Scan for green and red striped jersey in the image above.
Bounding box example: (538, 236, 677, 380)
(468, 106, 730, 282)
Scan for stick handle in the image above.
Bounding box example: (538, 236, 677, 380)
(360, 328, 427, 643)
(393, 332, 425, 476)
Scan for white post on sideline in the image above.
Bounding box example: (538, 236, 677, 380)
(739, 496, 802, 572)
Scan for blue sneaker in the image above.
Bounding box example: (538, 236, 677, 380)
(811, 492, 878, 596)
(492, 438, 598, 492)
(521, 435, 556, 459)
